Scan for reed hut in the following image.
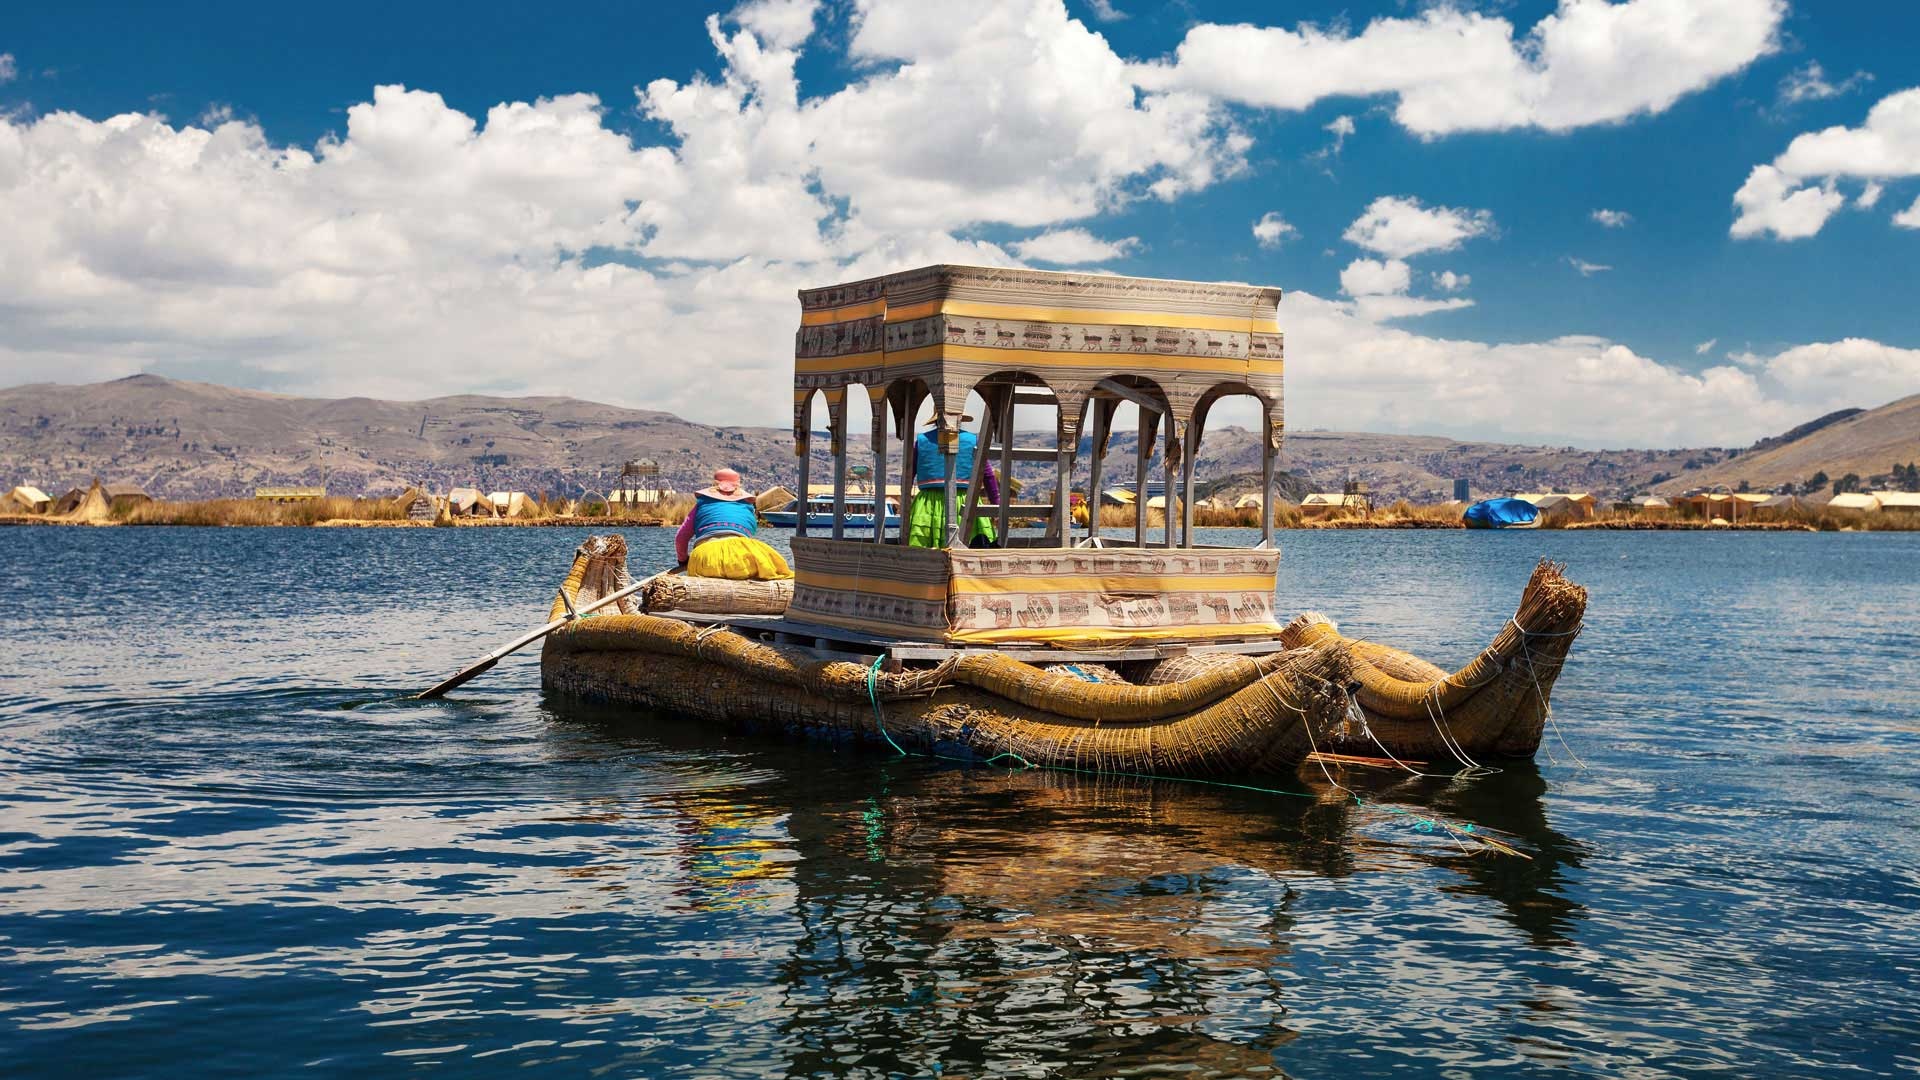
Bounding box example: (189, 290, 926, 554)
(1826, 493, 1882, 515)
(65, 479, 114, 522)
(103, 483, 152, 512)
(4, 485, 52, 514)
(393, 487, 437, 521)
(755, 486, 797, 512)
(1871, 491, 1920, 514)
(448, 487, 495, 517)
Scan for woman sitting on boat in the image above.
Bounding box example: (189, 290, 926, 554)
(909, 416, 1000, 548)
(675, 469, 793, 580)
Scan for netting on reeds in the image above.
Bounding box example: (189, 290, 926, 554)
(541, 535, 1585, 772)
(1279, 558, 1587, 759)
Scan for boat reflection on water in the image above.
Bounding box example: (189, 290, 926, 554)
(551, 700, 1588, 1076)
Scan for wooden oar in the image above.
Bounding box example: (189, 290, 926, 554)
(417, 571, 663, 699)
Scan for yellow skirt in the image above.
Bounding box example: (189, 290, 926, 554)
(688, 535, 793, 580)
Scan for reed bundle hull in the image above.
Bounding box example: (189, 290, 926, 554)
(536, 538, 1586, 777)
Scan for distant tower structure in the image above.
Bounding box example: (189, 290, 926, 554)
(1454, 477, 1470, 502)
(618, 458, 662, 508)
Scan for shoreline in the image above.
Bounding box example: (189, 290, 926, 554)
(2, 514, 1858, 532)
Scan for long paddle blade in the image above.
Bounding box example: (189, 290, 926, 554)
(415, 572, 659, 700)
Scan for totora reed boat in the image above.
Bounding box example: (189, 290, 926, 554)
(539, 265, 1588, 779)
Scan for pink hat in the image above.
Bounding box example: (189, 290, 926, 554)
(698, 468, 752, 501)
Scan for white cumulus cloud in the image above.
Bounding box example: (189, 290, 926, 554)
(1567, 257, 1612, 276)
(1343, 195, 1493, 259)
(1011, 228, 1138, 263)
(1732, 86, 1920, 239)
(1284, 292, 1920, 448)
(1432, 270, 1469, 292)
(1695, 338, 1718, 355)
(1136, 0, 1784, 137)
(1251, 211, 1297, 249)
(0, 0, 1249, 424)
(1591, 208, 1632, 228)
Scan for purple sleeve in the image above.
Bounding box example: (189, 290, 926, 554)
(982, 459, 1001, 503)
(675, 513, 695, 563)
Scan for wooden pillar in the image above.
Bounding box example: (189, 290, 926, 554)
(960, 393, 995, 544)
(1180, 414, 1199, 549)
(1053, 423, 1071, 550)
(1135, 408, 1151, 548)
(942, 417, 961, 548)
(829, 395, 848, 541)
(870, 386, 889, 545)
(899, 387, 919, 545)
(995, 387, 1014, 545)
(1260, 400, 1276, 549)
(794, 425, 811, 539)
(1162, 416, 1177, 550)
(1085, 399, 1108, 547)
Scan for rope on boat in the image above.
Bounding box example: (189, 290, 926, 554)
(858, 649, 1522, 855)
(1513, 615, 1590, 772)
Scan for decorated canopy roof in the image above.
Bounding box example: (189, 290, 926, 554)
(793, 264, 1283, 442)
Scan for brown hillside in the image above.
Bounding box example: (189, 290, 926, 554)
(1660, 393, 1920, 493)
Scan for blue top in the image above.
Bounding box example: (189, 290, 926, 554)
(690, 493, 759, 546)
(1463, 497, 1540, 528)
(914, 429, 976, 489)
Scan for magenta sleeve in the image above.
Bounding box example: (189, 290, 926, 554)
(674, 513, 695, 563)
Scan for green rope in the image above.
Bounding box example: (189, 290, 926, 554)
(865, 654, 908, 757)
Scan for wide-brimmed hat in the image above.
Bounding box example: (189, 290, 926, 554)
(698, 467, 753, 501)
(924, 414, 976, 425)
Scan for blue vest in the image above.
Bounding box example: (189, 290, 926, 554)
(690, 494, 758, 546)
(914, 429, 977, 489)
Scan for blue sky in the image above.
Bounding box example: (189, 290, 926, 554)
(2, 0, 1917, 447)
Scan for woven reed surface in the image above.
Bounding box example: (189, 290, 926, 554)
(644, 574, 793, 616)
(1278, 558, 1587, 758)
(541, 536, 1584, 766)
(543, 642, 1353, 777)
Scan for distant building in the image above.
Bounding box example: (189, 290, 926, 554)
(1871, 491, 1920, 513)
(1453, 478, 1470, 502)
(102, 484, 152, 512)
(4, 485, 52, 514)
(1233, 493, 1265, 510)
(1300, 492, 1370, 517)
(1514, 492, 1596, 521)
(448, 487, 496, 516)
(255, 486, 325, 503)
(1827, 493, 1882, 514)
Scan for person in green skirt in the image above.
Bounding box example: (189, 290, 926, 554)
(908, 416, 1000, 547)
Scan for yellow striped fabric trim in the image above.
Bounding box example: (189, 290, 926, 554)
(794, 351, 884, 374)
(947, 622, 1281, 646)
(935, 301, 1272, 334)
(949, 573, 1278, 596)
(794, 570, 948, 602)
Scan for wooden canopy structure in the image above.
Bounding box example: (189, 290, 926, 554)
(792, 264, 1285, 550)
(779, 265, 1292, 647)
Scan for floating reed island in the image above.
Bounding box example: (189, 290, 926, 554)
(535, 265, 1591, 779)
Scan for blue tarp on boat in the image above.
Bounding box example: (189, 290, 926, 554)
(1463, 497, 1539, 529)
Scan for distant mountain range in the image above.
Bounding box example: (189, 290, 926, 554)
(2, 375, 1915, 502)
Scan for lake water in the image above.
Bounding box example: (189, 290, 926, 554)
(2, 526, 1917, 1078)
